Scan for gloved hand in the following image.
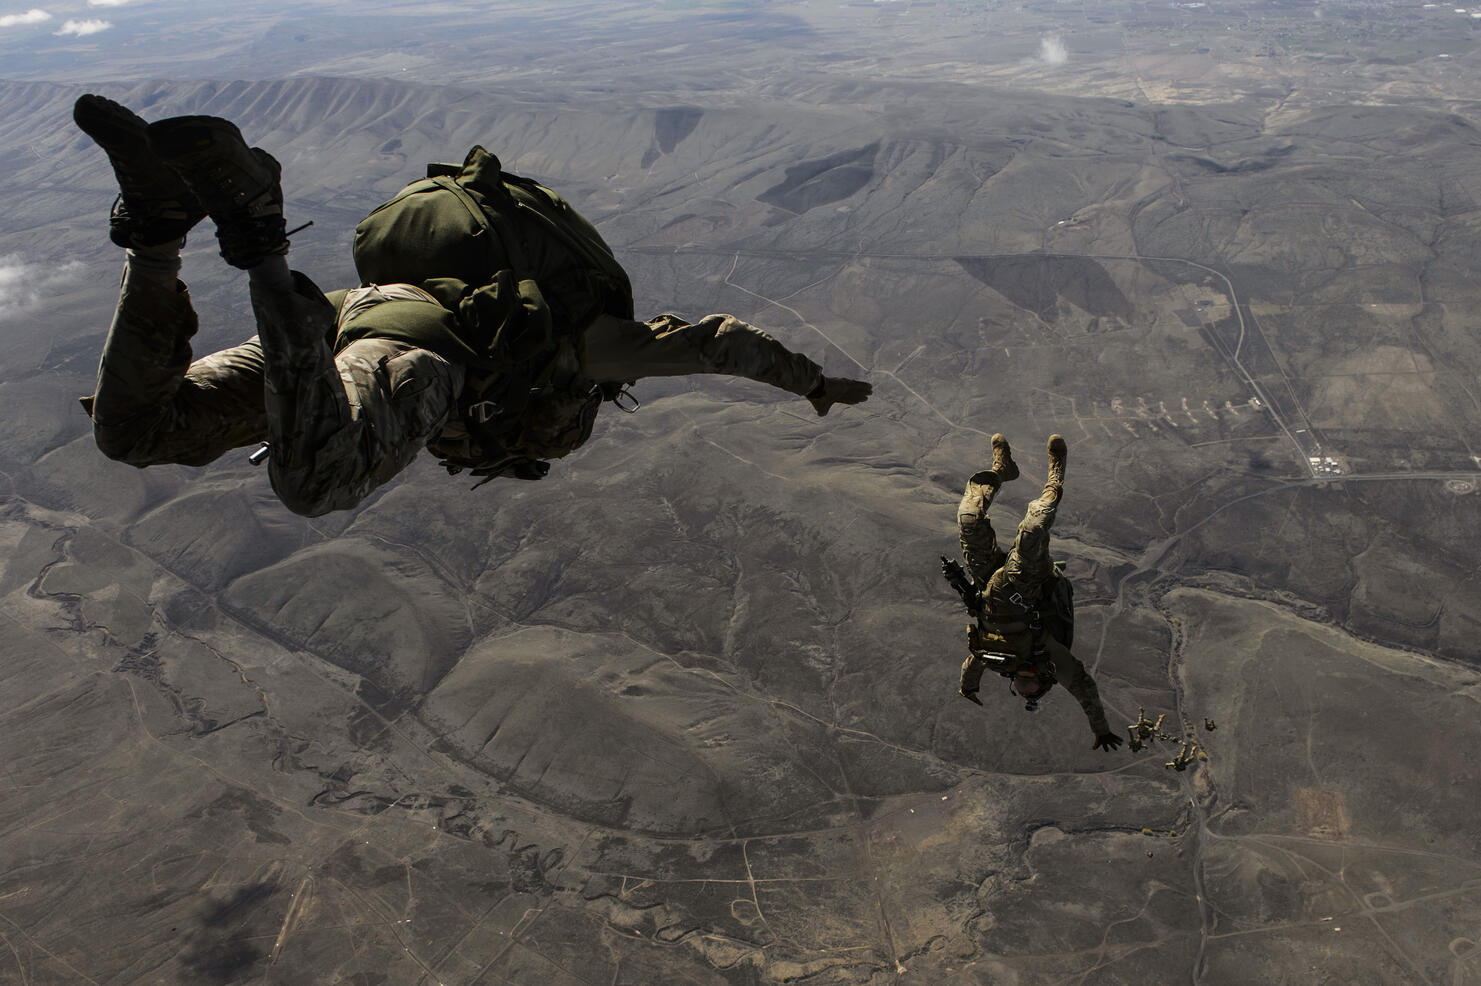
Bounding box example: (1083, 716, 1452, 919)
(511, 459, 551, 481)
(1092, 731, 1124, 752)
(807, 376, 872, 417)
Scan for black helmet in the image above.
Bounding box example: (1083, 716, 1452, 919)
(1008, 661, 1057, 712)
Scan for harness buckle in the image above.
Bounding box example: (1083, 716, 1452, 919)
(468, 400, 502, 424)
(612, 385, 641, 413)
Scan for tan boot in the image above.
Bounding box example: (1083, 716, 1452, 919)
(1045, 434, 1067, 492)
(991, 433, 1019, 483)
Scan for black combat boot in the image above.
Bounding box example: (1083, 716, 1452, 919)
(148, 115, 287, 269)
(73, 94, 205, 248)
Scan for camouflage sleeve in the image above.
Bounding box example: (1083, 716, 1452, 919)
(1045, 639, 1109, 736)
(578, 313, 825, 397)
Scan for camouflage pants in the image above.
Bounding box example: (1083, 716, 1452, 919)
(957, 474, 1062, 613)
(89, 263, 465, 516)
(580, 312, 825, 397)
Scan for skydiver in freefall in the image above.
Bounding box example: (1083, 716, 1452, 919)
(74, 94, 872, 517)
(942, 434, 1123, 751)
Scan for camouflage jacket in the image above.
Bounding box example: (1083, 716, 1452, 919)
(326, 284, 601, 478)
(946, 562, 1109, 737)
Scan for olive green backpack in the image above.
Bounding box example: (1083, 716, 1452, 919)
(351, 146, 635, 480)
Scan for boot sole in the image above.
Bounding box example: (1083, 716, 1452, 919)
(149, 115, 287, 267)
(1046, 435, 1067, 485)
(990, 433, 1020, 483)
(76, 95, 197, 201)
(75, 94, 204, 245)
(74, 94, 151, 153)
(149, 116, 282, 216)
(149, 115, 251, 161)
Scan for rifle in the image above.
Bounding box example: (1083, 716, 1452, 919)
(940, 556, 981, 614)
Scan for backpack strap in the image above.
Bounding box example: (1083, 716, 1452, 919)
(426, 173, 531, 274)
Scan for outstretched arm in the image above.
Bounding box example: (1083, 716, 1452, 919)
(1045, 639, 1121, 750)
(807, 376, 872, 416)
(579, 312, 870, 411)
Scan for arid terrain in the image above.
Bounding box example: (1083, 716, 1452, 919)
(1, 1, 1479, 983)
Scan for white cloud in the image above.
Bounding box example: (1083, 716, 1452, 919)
(55, 17, 110, 35)
(0, 255, 88, 316)
(0, 8, 50, 27)
(87, 0, 129, 6)
(1039, 35, 1068, 66)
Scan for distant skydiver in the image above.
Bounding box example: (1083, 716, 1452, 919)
(73, 94, 872, 517)
(940, 434, 1123, 751)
